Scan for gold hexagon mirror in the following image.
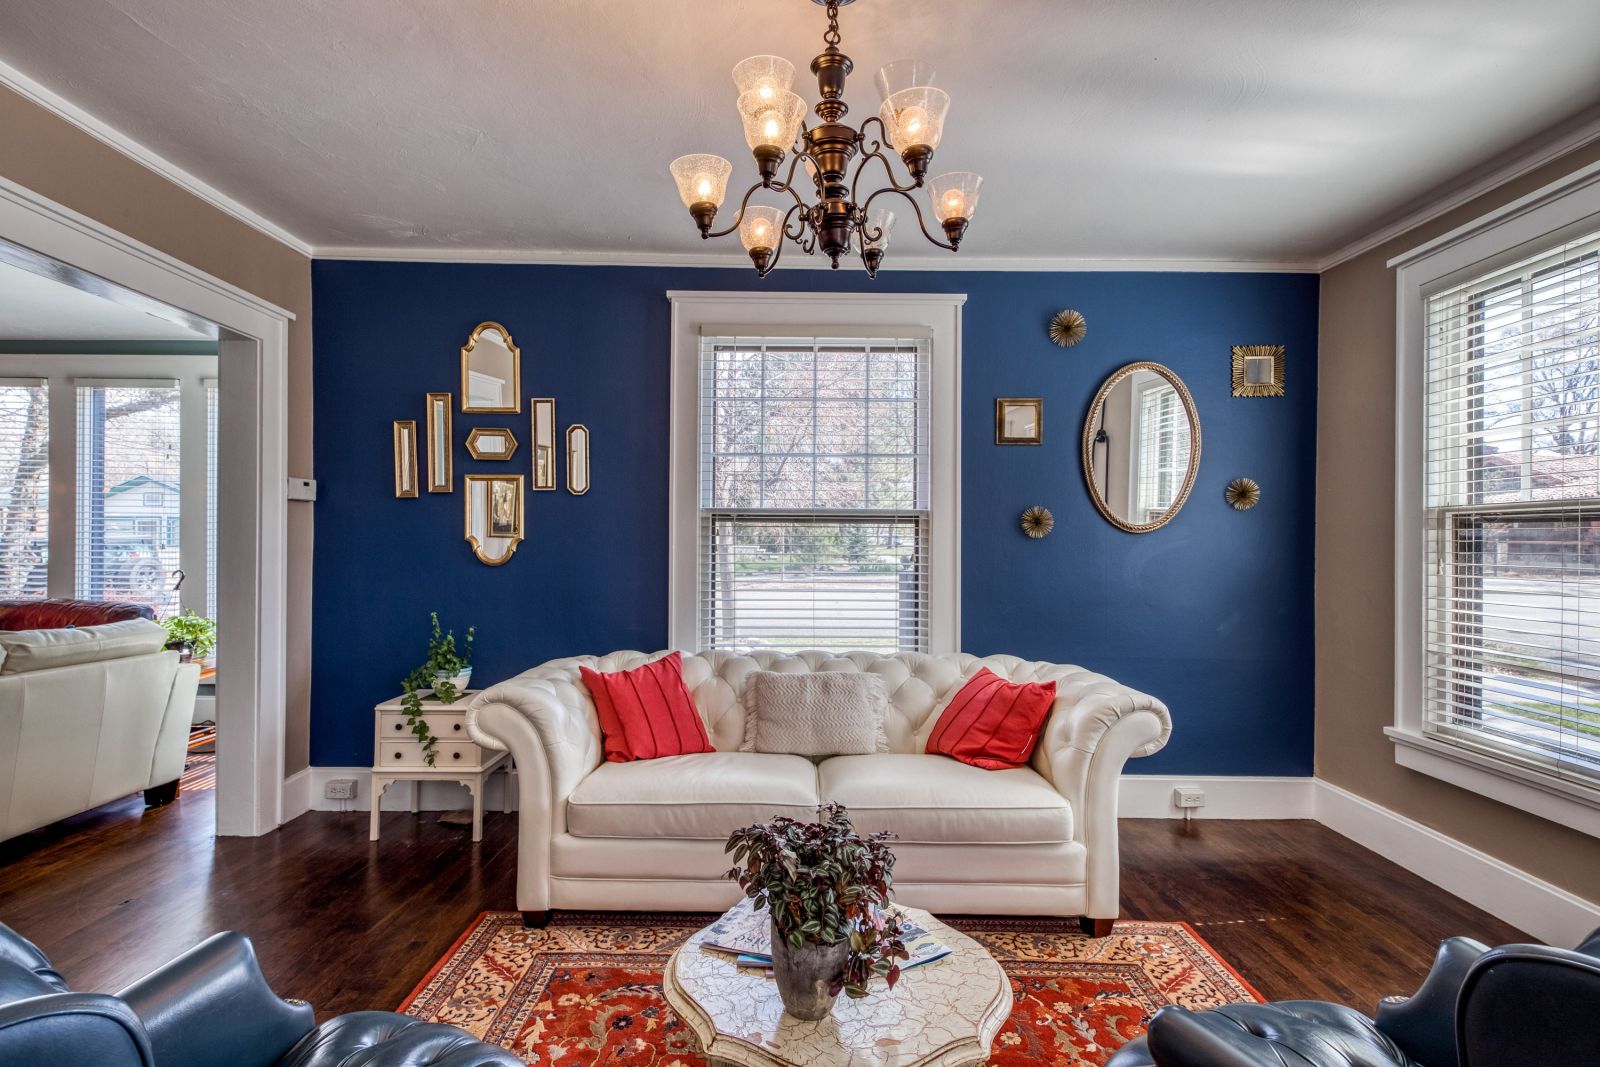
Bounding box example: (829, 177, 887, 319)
(466, 426, 519, 461)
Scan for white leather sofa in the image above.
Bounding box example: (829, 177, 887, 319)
(0, 619, 200, 841)
(468, 651, 1171, 928)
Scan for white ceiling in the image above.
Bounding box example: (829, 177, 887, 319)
(0, 260, 214, 340)
(1, 0, 1598, 266)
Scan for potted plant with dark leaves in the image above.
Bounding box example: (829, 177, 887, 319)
(725, 802, 908, 1020)
(161, 610, 217, 663)
(399, 612, 475, 766)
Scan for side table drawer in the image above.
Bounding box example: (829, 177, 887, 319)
(378, 740, 485, 768)
(377, 711, 472, 740)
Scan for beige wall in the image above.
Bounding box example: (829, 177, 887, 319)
(1318, 141, 1600, 902)
(0, 86, 315, 775)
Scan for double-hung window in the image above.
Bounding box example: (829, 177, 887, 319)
(1135, 378, 1190, 524)
(1422, 228, 1600, 790)
(697, 335, 930, 652)
(0, 379, 50, 599)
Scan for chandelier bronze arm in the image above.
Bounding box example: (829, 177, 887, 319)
(851, 147, 921, 207)
(861, 185, 957, 251)
(705, 157, 814, 241)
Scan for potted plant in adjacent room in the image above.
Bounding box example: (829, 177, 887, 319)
(399, 612, 475, 767)
(725, 802, 908, 1021)
(160, 610, 217, 663)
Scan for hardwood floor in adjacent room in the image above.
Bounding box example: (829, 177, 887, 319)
(0, 786, 1527, 1020)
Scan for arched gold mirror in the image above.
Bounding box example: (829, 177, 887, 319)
(1082, 361, 1201, 533)
(461, 321, 521, 413)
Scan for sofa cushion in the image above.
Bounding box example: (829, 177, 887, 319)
(926, 667, 1056, 770)
(818, 753, 1073, 844)
(0, 598, 155, 632)
(567, 752, 819, 839)
(740, 670, 889, 756)
(0, 619, 167, 675)
(580, 652, 713, 762)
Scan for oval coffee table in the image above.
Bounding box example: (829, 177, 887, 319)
(663, 906, 1012, 1067)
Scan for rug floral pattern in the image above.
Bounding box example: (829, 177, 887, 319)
(402, 912, 1259, 1066)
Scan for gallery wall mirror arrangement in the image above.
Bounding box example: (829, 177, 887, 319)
(392, 320, 591, 565)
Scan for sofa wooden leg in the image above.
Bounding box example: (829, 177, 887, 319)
(144, 780, 181, 808)
(521, 910, 552, 929)
(1079, 916, 1116, 938)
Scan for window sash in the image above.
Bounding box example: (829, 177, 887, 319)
(1423, 227, 1600, 787)
(697, 335, 931, 652)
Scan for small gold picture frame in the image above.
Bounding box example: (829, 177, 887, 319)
(393, 420, 418, 498)
(567, 424, 591, 495)
(463, 474, 524, 565)
(995, 398, 1043, 445)
(425, 393, 452, 492)
(531, 398, 557, 490)
(1232, 345, 1285, 397)
(466, 426, 519, 461)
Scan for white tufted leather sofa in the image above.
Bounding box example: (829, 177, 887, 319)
(467, 651, 1171, 925)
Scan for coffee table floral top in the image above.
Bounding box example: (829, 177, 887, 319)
(664, 905, 1012, 1067)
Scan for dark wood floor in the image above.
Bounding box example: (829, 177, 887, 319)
(0, 783, 1526, 1019)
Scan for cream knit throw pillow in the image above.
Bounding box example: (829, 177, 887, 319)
(740, 671, 891, 756)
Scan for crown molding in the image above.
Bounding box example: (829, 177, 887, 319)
(0, 58, 316, 258)
(314, 244, 1319, 272)
(1316, 110, 1600, 273)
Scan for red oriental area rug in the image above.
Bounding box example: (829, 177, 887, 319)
(401, 911, 1261, 1066)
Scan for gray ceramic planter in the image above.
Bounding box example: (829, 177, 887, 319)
(769, 925, 849, 1021)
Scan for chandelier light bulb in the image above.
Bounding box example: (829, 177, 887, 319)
(863, 208, 896, 251)
(668, 154, 734, 209)
(739, 206, 785, 252)
(732, 55, 797, 97)
(928, 171, 984, 222)
(737, 88, 807, 152)
(879, 86, 949, 151)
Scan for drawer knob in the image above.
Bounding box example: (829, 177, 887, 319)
(453, 723, 462, 732)
(394, 723, 402, 731)
(452, 751, 462, 760)
(393, 752, 402, 760)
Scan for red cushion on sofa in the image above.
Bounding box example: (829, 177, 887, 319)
(580, 652, 714, 763)
(926, 668, 1056, 770)
(0, 598, 155, 632)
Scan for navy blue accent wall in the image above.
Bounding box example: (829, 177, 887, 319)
(312, 262, 1318, 774)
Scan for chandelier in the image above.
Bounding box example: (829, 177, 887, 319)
(667, 0, 983, 278)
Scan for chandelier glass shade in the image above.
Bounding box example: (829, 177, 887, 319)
(666, 0, 982, 277)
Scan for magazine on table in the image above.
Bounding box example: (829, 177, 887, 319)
(703, 897, 951, 972)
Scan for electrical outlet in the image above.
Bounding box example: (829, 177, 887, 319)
(324, 778, 357, 801)
(1173, 787, 1205, 809)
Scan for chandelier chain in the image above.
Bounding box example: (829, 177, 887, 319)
(823, 2, 841, 48)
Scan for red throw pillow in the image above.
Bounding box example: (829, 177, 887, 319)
(926, 668, 1056, 770)
(580, 652, 714, 763)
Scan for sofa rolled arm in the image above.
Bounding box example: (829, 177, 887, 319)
(1373, 935, 1487, 1067)
(117, 930, 314, 1067)
(0, 992, 154, 1066)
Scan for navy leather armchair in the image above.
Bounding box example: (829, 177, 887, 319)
(0, 923, 522, 1067)
(1108, 927, 1600, 1067)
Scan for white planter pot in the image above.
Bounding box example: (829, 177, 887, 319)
(432, 668, 472, 702)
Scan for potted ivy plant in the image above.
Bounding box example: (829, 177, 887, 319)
(399, 612, 475, 767)
(161, 610, 217, 663)
(725, 802, 908, 1020)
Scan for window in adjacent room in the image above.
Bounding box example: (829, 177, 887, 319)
(1423, 228, 1600, 788)
(1135, 377, 1190, 524)
(75, 380, 183, 617)
(0, 379, 50, 599)
(697, 335, 930, 652)
(205, 377, 219, 622)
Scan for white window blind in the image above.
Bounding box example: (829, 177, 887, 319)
(76, 382, 183, 617)
(1136, 379, 1190, 524)
(0, 380, 50, 600)
(699, 334, 930, 652)
(205, 379, 219, 622)
(1423, 227, 1600, 787)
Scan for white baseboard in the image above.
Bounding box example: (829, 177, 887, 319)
(278, 766, 1598, 945)
(1118, 775, 1316, 819)
(1313, 779, 1600, 946)
(296, 765, 519, 814)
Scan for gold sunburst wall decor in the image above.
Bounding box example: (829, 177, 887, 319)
(1048, 309, 1087, 348)
(1225, 478, 1261, 511)
(1020, 506, 1055, 538)
(1231, 344, 1285, 397)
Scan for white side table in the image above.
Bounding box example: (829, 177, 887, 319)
(370, 692, 510, 842)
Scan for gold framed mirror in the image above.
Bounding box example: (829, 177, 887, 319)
(531, 398, 557, 490)
(567, 424, 590, 495)
(393, 420, 418, 498)
(1232, 344, 1285, 397)
(461, 322, 522, 413)
(464, 474, 524, 565)
(425, 392, 452, 492)
(1082, 361, 1201, 533)
(466, 426, 519, 461)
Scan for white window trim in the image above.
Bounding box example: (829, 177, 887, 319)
(1390, 158, 1600, 839)
(667, 291, 963, 652)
